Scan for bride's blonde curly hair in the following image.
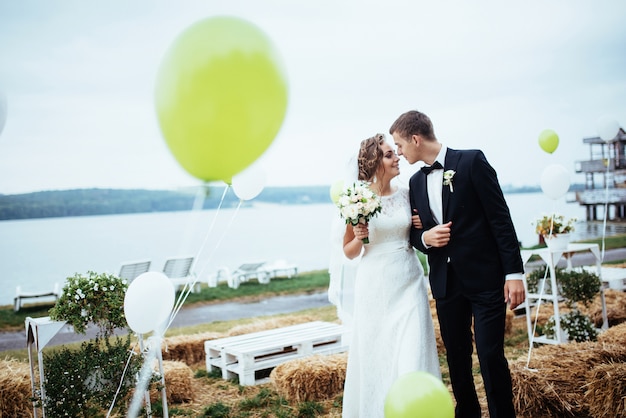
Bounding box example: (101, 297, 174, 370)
(358, 133, 385, 181)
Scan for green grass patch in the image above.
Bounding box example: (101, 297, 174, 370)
(181, 270, 331, 305)
(0, 303, 56, 331)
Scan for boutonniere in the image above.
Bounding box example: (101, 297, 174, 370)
(443, 170, 456, 192)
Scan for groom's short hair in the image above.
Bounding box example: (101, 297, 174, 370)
(389, 110, 436, 141)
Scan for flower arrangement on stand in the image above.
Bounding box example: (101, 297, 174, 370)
(533, 213, 577, 249)
(533, 213, 577, 237)
(49, 271, 129, 336)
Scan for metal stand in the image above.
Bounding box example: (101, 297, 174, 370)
(521, 243, 608, 346)
(130, 334, 169, 418)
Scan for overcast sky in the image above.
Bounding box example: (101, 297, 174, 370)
(1, 0, 625, 195)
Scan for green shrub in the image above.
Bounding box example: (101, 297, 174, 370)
(525, 267, 601, 307)
(41, 335, 141, 417)
(557, 268, 601, 307)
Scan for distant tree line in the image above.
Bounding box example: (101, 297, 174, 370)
(0, 186, 333, 221)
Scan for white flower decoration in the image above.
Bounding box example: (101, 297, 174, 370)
(443, 170, 456, 192)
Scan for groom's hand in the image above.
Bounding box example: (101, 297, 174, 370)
(424, 221, 452, 247)
(504, 280, 526, 310)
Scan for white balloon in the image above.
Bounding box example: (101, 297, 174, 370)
(0, 91, 7, 136)
(232, 163, 267, 200)
(124, 272, 175, 334)
(596, 115, 620, 142)
(540, 164, 570, 200)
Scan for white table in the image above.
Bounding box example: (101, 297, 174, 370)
(25, 316, 67, 418)
(520, 243, 608, 345)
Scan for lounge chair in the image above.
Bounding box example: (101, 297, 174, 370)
(262, 259, 298, 279)
(14, 283, 61, 312)
(229, 262, 270, 289)
(207, 266, 231, 288)
(163, 255, 199, 293)
(118, 259, 151, 282)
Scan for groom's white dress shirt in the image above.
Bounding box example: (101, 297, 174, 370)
(426, 145, 447, 224)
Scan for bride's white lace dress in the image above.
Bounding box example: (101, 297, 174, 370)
(341, 186, 441, 418)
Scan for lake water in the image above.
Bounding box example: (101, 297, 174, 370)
(0, 192, 609, 307)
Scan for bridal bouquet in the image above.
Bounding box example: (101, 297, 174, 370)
(336, 181, 382, 243)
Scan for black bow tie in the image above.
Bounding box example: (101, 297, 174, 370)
(421, 161, 443, 175)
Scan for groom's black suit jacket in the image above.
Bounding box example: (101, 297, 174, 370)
(409, 148, 523, 300)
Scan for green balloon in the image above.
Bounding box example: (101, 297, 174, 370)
(155, 16, 289, 182)
(329, 179, 344, 204)
(538, 129, 559, 154)
(385, 371, 454, 418)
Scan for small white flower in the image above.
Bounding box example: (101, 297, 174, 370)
(443, 170, 456, 192)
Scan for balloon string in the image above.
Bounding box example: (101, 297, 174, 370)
(174, 183, 209, 258)
(601, 159, 610, 261)
(106, 341, 139, 417)
(167, 185, 230, 329)
(194, 197, 243, 280)
(189, 184, 229, 273)
(166, 190, 242, 331)
(161, 183, 216, 317)
(526, 199, 556, 368)
(526, 265, 549, 370)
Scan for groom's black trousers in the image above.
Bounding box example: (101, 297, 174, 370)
(435, 264, 515, 418)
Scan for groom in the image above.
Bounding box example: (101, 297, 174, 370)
(390, 110, 525, 418)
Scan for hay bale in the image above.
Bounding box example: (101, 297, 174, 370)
(583, 362, 626, 418)
(510, 362, 571, 417)
(0, 358, 33, 418)
(150, 360, 195, 404)
(598, 321, 626, 345)
(270, 353, 347, 402)
(527, 342, 626, 375)
(162, 331, 223, 366)
(512, 341, 626, 417)
(227, 315, 318, 336)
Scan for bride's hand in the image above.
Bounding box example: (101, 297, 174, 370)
(412, 210, 423, 229)
(353, 223, 368, 241)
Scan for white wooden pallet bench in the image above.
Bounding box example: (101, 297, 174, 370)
(205, 321, 347, 386)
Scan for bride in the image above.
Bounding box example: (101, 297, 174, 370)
(333, 133, 441, 417)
